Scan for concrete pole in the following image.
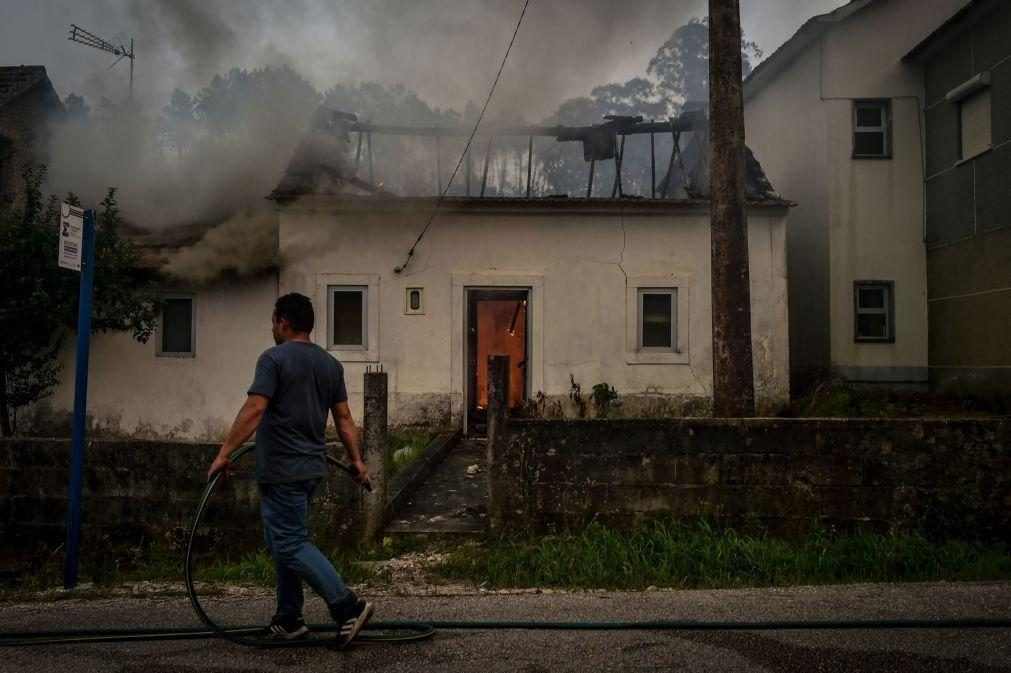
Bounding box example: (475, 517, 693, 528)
(362, 370, 388, 541)
(709, 0, 756, 418)
(486, 355, 510, 534)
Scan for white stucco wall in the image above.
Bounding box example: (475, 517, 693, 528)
(277, 198, 790, 426)
(32, 199, 789, 438)
(34, 272, 279, 440)
(744, 0, 966, 385)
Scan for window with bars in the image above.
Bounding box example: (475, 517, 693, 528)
(853, 281, 894, 343)
(853, 100, 891, 159)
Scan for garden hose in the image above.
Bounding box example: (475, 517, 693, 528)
(184, 444, 433, 648)
(2, 443, 1010, 648)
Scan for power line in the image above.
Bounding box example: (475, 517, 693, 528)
(393, 0, 532, 274)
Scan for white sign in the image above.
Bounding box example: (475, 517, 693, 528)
(59, 203, 85, 271)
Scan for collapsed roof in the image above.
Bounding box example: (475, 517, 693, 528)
(269, 106, 785, 205)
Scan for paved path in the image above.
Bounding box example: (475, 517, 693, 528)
(385, 438, 487, 535)
(2, 582, 1010, 672)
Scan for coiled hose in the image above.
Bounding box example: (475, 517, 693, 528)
(3, 444, 1010, 647)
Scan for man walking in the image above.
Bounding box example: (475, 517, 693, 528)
(207, 292, 374, 648)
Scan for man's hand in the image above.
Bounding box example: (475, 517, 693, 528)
(350, 459, 373, 489)
(207, 453, 233, 482)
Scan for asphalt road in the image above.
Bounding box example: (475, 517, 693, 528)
(2, 582, 1010, 672)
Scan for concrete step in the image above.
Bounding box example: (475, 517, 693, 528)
(383, 438, 488, 535)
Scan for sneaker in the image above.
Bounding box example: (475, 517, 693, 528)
(258, 614, 310, 641)
(333, 599, 375, 649)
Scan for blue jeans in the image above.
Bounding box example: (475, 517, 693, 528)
(258, 479, 355, 620)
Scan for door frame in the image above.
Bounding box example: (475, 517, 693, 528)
(465, 287, 531, 433)
(451, 274, 543, 435)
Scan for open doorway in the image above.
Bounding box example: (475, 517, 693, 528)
(466, 288, 529, 435)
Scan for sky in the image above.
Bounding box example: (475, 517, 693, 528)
(1, 0, 847, 121)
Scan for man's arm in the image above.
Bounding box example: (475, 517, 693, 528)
(332, 401, 372, 488)
(207, 394, 269, 480)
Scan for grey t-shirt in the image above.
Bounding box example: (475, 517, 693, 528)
(247, 341, 348, 484)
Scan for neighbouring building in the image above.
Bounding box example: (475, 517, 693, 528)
(743, 0, 966, 392)
(31, 111, 792, 438)
(902, 0, 1011, 407)
(0, 65, 63, 205)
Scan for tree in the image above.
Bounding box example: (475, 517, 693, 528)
(195, 66, 321, 138)
(323, 81, 470, 194)
(0, 165, 159, 435)
(539, 77, 669, 196)
(648, 16, 762, 106)
(161, 88, 196, 159)
(63, 94, 90, 123)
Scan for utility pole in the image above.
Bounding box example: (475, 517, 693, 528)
(709, 0, 755, 417)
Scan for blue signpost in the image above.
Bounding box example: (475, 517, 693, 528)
(63, 208, 96, 589)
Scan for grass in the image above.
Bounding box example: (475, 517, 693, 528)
(195, 550, 381, 587)
(7, 521, 1010, 598)
(387, 427, 440, 478)
(1, 543, 383, 596)
(433, 520, 1011, 590)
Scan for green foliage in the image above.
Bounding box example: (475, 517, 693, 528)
(388, 427, 438, 478)
(647, 16, 763, 104)
(160, 88, 197, 158)
(590, 382, 618, 416)
(434, 520, 1011, 590)
(539, 78, 669, 195)
(194, 65, 321, 137)
(0, 165, 159, 435)
(539, 16, 763, 196)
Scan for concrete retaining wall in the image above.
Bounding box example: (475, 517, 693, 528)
(488, 417, 1011, 539)
(0, 438, 366, 571)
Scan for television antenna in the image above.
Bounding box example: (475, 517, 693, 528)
(68, 24, 135, 101)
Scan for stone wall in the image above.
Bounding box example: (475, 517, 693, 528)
(0, 438, 367, 572)
(488, 417, 1011, 540)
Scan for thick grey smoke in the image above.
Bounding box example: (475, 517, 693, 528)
(162, 209, 277, 283)
(2, 0, 843, 121)
(1, 0, 843, 280)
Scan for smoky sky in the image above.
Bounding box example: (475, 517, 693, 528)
(2, 0, 845, 120)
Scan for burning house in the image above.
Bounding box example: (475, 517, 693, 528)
(35, 106, 791, 438)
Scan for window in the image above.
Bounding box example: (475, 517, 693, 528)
(853, 281, 894, 343)
(959, 88, 991, 160)
(157, 295, 195, 357)
(405, 287, 425, 315)
(637, 288, 676, 351)
(852, 100, 891, 158)
(328, 286, 366, 349)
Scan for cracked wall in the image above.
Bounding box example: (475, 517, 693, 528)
(280, 199, 790, 426)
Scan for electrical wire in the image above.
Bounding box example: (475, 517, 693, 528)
(393, 0, 532, 274)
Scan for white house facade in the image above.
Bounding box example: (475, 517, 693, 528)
(743, 0, 966, 390)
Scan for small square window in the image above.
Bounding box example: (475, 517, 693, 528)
(959, 88, 991, 160)
(638, 288, 676, 350)
(853, 100, 891, 159)
(854, 281, 894, 343)
(405, 287, 425, 315)
(157, 295, 195, 357)
(329, 286, 366, 349)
